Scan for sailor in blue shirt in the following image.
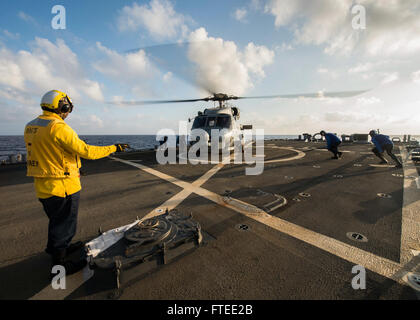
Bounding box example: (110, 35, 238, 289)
(320, 131, 342, 159)
(369, 130, 402, 168)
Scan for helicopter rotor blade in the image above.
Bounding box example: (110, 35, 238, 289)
(107, 89, 369, 106)
(107, 98, 211, 106)
(236, 90, 369, 100)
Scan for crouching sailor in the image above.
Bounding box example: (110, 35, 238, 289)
(24, 90, 130, 276)
(369, 130, 402, 168)
(320, 130, 343, 159)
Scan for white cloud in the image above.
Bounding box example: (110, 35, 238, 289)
(112, 96, 124, 104)
(411, 70, 420, 85)
(93, 42, 160, 99)
(83, 81, 104, 102)
(263, 0, 420, 57)
(356, 96, 381, 106)
(324, 111, 378, 123)
(0, 38, 104, 102)
(0, 48, 26, 89)
(381, 72, 399, 85)
(2, 30, 20, 40)
(251, 0, 263, 10)
(88, 114, 104, 128)
(244, 43, 275, 78)
(317, 67, 339, 79)
(264, 0, 302, 27)
(264, 0, 355, 55)
(275, 42, 294, 52)
(0, 87, 35, 105)
(234, 8, 247, 22)
(69, 114, 104, 130)
(18, 11, 37, 25)
(187, 28, 274, 95)
(347, 60, 410, 84)
(94, 42, 150, 81)
(117, 0, 190, 40)
(348, 63, 374, 74)
(163, 71, 172, 82)
(323, 111, 411, 129)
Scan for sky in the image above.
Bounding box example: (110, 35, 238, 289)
(0, 0, 419, 135)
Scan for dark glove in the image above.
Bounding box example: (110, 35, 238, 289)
(115, 144, 130, 152)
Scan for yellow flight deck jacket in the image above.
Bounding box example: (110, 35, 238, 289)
(24, 111, 117, 199)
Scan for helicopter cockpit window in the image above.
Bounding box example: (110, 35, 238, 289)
(192, 116, 207, 129)
(216, 116, 231, 128)
(207, 116, 217, 127)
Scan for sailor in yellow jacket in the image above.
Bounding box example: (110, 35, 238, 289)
(24, 90, 129, 275)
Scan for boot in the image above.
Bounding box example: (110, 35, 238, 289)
(390, 154, 402, 168)
(51, 249, 87, 276)
(45, 241, 85, 256)
(66, 241, 85, 255)
(338, 152, 343, 158)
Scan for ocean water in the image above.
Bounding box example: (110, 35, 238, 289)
(0, 135, 156, 160)
(1, 134, 418, 162)
(0, 134, 299, 161)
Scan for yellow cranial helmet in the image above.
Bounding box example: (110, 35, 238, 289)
(40, 90, 72, 111)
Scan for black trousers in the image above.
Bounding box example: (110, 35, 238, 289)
(372, 144, 401, 165)
(328, 141, 341, 157)
(39, 192, 80, 253)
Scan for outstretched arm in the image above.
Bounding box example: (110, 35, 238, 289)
(52, 122, 117, 160)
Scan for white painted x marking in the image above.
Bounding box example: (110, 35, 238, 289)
(111, 152, 419, 289)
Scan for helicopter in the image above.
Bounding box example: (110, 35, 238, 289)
(111, 90, 368, 150)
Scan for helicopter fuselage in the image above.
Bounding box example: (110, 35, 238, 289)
(189, 106, 245, 148)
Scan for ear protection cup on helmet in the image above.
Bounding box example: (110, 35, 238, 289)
(60, 103, 71, 113)
(58, 96, 74, 113)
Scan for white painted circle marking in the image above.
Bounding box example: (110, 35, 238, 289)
(317, 149, 352, 153)
(178, 146, 305, 164)
(369, 164, 395, 168)
(392, 174, 403, 178)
